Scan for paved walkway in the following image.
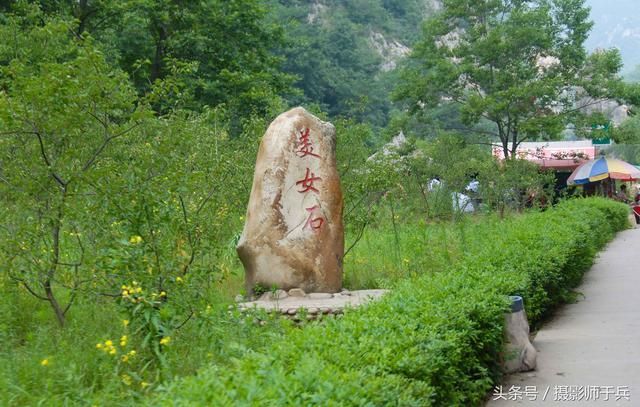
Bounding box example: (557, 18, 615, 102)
(487, 227, 640, 406)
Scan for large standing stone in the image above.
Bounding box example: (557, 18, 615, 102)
(237, 107, 344, 294)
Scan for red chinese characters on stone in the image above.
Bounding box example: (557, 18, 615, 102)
(296, 168, 322, 194)
(296, 128, 321, 159)
(304, 205, 324, 231)
(295, 127, 325, 231)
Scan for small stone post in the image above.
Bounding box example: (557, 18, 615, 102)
(503, 296, 537, 373)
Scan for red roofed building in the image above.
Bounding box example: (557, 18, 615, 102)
(492, 140, 598, 171)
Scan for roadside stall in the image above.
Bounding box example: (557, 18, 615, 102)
(567, 156, 640, 223)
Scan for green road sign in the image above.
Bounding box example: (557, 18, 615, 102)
(591, 122, 611, 144)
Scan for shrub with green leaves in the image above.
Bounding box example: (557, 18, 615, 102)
(149, 197, 628, 406)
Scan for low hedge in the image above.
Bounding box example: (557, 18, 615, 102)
(152, 197, 628, 406)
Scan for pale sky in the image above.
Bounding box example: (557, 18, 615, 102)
(585, 0, 640, 72)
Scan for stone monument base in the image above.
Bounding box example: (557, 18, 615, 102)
(238, 289, 388, 320)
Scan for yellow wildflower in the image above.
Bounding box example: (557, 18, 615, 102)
(159, 336, 171, 346)
(122, 319, 129, 327)
(176, 276, 184, 283)
(141, 381, 150, 389)
(40, 358, 49, 366)
(121, 374, 132, 386)
(120, 335, 128, 347)
(129, 235, 143, 244)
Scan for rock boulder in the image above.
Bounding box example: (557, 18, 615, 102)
(237, 107, 344, 294)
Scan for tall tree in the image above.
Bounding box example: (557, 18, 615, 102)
(396, 0, 626, 158)
(5, 0, 294, 120)
(0, 6, 144, 326)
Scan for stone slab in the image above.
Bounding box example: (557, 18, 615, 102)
(238, 289, 389, 316)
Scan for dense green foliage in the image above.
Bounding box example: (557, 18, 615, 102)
(0, 195, 627, 405)
(6, 0, 435, 128)
(396, 0, 629, 155)
(147, 198, 628, 406)
(5, 0, 294, 119)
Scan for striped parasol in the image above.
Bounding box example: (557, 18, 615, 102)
(567, 157, 640, 185)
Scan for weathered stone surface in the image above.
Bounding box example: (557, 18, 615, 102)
(288, 288, 306, 297)
(274, 289, 288, 300)
(504, 305, 537, 373)
(258, 289, 288, 301)
(238, 289, 389, 319)
(237, 107, 344, 293)
(308, 292, 333, 299)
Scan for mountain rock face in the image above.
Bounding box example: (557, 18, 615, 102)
(306, 1, 327, 24)
(369, 31, 411, 72)
(577, 97, 629, 127)
(237, 107, 344, 294)
(269, 0, 439, 125)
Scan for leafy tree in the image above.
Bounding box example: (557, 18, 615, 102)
(0, 8, 145, 326)
(7, 0, 294, 120)
(112, 0, 293, 118)
(396, 0, 627, 158)
(0, 6, 260, 332)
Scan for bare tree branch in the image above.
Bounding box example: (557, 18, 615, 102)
(174, 310, 194, 331)
(8, 273, 49, 301)
(34, 131, 67, 187)
(82, 122, 140, 171)
(63, 290, 77, 316)
(179, 195, 196, 277)
(196, 173, 228, 215)
(0, 130, 39, 137)
(344, 195, 379, 258)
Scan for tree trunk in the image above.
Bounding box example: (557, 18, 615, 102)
(510, 128, 519, 158)
(45, 188, 67, 327)
(497, 120, 510, 159)
(151, 25, 168, 82)
(76, 0, 89, 35)
(45, 281, 66, 327)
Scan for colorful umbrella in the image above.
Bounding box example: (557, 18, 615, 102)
(567, 157, 640, 185)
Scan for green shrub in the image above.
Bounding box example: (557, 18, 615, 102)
(150, 197, 628, 406)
